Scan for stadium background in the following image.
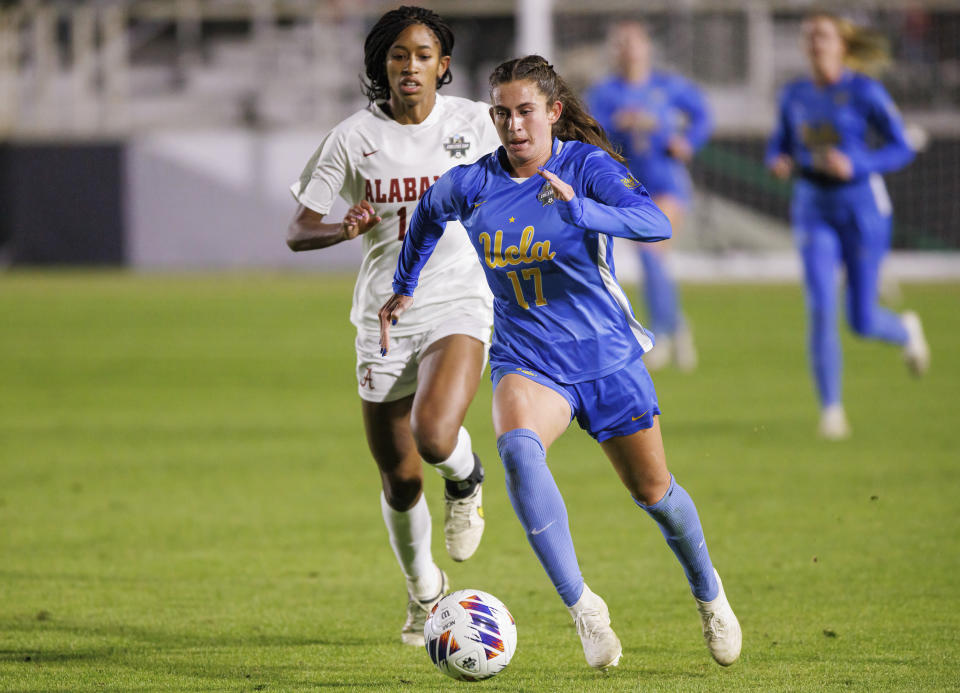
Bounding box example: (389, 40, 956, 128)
(1, 0, 958, 277)
(2, 2, 959, 690)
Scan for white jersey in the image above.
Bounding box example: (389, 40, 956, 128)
(291, 94, 500, 337)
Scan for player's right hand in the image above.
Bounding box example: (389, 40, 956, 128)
(536, 167, 575, 202)
(614, 108, 657, 134)
(377, 293, 414, 356)
(768, 154, 794, 180)
(341, 200, 381, 241)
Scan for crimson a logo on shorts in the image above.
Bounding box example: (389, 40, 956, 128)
(359, 367, 374, 390)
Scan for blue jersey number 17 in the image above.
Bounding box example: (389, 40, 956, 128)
(506, 268, 548, 310)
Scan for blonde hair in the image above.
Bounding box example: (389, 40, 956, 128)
(810, 12, 891, 77)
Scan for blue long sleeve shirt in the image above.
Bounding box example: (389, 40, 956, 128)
(586, 71, 712, 198)
(393, 138, 671, 383)
(766, 70, 914, 186)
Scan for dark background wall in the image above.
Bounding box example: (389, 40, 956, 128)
(0, 142, 125, 265)
(692, 137, 960, 250)
(0, 135, 956, 268)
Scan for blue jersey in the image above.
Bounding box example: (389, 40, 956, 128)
(393, 138, 671, 384)
(586, 71, 712, 200)
(766, 70, 913, 188)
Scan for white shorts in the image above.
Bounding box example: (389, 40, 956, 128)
(355, 311, 492, 403)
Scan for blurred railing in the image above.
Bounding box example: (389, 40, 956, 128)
(0, 0, 377, 136)
(2, 0, 959, 137)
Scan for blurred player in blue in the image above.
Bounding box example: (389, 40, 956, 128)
(766, 12, 930, 440)
(378, 55, 741, 671)
(586, 21, 712, 371)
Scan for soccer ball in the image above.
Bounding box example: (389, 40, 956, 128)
(423, 589, 517, 681)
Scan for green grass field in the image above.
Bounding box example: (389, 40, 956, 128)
(1, 272, 958, 692)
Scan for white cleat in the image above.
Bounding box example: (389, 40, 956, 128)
(401, 568, 449, 647)
(567, 584, 622, 670)
(901, 311, 930, 376)
(673, 321, 698, 373)
(695, 570, 742, 666)
(644, 335, 672, 371)
(818, 404, 851, 440)
(444, 483, 485, 562)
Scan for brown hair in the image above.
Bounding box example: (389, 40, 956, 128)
(809, 11, 891, 77)
(489, 55, 625, 163)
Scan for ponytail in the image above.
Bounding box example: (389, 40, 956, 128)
(489, 55, 625, 164)
(812, 12, 891, 77)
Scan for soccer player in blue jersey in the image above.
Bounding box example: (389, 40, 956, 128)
(766, 12, 930, 440)
(586, 21, 712, 371)
(377, 55, 741, 671)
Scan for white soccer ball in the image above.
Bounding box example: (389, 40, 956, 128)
(423, 589, 517, 681)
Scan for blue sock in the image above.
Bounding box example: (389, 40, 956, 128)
(842, 227, 908, 346)
(497, 429, 583, 607)
(640, 249, 679, 335)
(845, 297, 909, 345)
(866, 308, 908, 345)
(636, 476, 718, 601)
(809, 309, 842, 407)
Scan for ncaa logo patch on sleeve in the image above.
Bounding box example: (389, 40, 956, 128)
(537, 181, 555, 206)
(443, 136, 471, 158)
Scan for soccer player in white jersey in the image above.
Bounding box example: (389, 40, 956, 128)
(286, 6, 500, 646)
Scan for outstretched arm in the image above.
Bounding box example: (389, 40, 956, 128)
(538, 160, 671, 242)
(390, 198, 448, 297)
(377, 211, 445, 355)
(379, 172, 463, 353)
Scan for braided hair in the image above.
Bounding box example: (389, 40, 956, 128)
(361, 6, 455, 103)
(489, 55, 625, 163)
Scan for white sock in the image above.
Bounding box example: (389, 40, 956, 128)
(430, 426, 474, 482)
(380, 491, 440, 599)
(408, 564, 443, 602)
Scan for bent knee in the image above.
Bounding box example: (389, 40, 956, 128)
(625, 468, 672, 506)
(497, 428, 546, 474)
(632, 484, 668, 507)
(410, 417, 459, 465)
(381, 473, 423, 511)
(846, 310, 876, 337)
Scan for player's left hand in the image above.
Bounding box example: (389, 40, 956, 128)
(820, 148, 854, 180)
(377, 293, 414, 356)
(536, 168, 575, 202)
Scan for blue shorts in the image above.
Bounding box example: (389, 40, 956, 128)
(631, 158, 693, 206)
(491, 358, 661, 443)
